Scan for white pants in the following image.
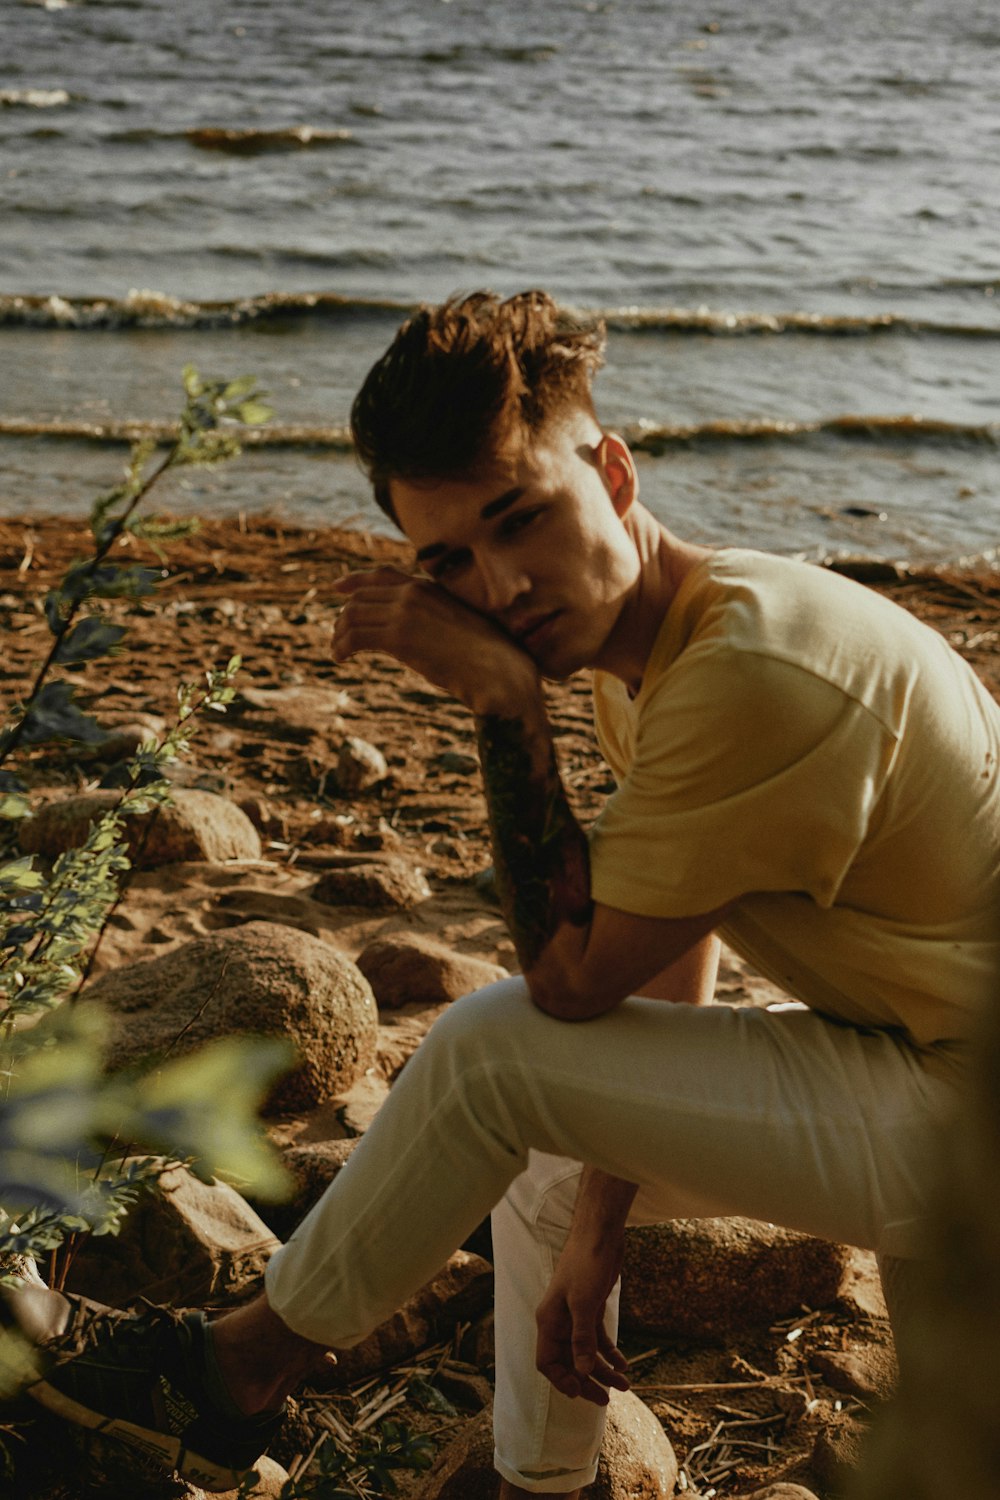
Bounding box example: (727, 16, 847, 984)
(265, 978, 964, 1493)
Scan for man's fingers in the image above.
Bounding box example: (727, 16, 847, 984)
(597, 1326, 630, 1376)
(332, 566, 414, 595)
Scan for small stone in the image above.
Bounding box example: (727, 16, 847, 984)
(312, 857, 431, 910)
(745, 1486, 821, 1500)
(357, 932, 507, 1009)
(811, 1346, 897, 1402)
(216, 1455, 291, 1498)
(238, 793, 288, 840)
(336, 735, 388, 793)
(230, 684, 350, 743)
(77, 711, 166, 763)
(435, 749, 479, 775)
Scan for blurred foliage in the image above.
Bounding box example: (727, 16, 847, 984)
(0, 371, 291, 1417)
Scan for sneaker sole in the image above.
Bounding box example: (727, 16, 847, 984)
(26, 1376, 247, 1493)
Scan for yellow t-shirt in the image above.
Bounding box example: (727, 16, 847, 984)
(589, 549, 1000, 1045)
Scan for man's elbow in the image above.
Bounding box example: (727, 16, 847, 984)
(524, 958, 624, 1022)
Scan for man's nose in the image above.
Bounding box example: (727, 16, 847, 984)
(478, 553, 530, 614)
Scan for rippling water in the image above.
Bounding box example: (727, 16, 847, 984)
(2, 0, 998, 562)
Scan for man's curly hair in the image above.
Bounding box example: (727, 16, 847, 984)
(350, 290, 607, 522)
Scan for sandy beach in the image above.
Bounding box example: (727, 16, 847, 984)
(3, 512, 999, 1496)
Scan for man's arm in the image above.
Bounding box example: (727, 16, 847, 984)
(476, 702, 728, 1019)
(333, 568, 729, 1020)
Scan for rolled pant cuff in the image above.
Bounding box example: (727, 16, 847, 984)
(494, 1450, 599, 1494)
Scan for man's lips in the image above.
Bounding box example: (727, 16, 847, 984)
(513, 610, 563, 649)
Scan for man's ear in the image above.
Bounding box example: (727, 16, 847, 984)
(596, 432, 638, 517)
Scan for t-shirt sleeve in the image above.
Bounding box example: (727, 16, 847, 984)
(588, 643, 898, 919)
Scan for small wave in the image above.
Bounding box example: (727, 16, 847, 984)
(3, 291, 999, 341)
(0, 417, 354, 450)
(591, 304, 1000, 339)
(3, 413, 994, 455)
(623, 415, 1000, 452)
(0, 289, 414, 329)
(0, 88, 71, 108)
(418, 42, 560, 64)
(185, 126, 355, 154)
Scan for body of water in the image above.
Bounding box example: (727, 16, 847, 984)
(2, 0, 998, 562)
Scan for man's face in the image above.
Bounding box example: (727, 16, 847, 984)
(389, 423, 641, 680)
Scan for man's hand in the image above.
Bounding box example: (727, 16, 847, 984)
(535, 1170, 636, 1405)
(332, 567, 540, 718)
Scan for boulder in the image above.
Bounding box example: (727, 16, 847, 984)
(417, 1387, 677, 1498)
(269, 1139, 360, 1237)
(335, 735, 388, 793)
(328, 1250, 494, 1385)
(621, 1217, 851, 1342)
(64, 1161, 278, 1307)
(20, 788, 261, 867)
(89, 921, 378, 1114)
(357, 932, 508, 1010)
(312, 856, 431, 910)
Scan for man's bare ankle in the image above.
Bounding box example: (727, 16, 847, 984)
(210, 1295, 329, 1415)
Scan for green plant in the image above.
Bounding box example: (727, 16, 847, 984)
(0, 368, 292, 1407)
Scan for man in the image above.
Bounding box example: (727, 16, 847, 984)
(4, 290, 999, 1497)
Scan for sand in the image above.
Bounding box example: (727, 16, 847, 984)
(3, 512, 999, 1496)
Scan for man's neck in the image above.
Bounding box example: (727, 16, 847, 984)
(592, 507, 711, 694)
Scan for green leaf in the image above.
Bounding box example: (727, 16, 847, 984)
(0, 794, 32, 822)
(222, 375, 259, 400)
(20, 682, 105, 746)
(236, 401, 273, 426)
(54, 617, 127, 664)
(182, 364, 204, 398)
(407, 1376, 458, 1416)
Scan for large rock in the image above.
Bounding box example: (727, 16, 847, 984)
(621, 1217, 850, 1342)
(65, 1160, 278, 1307)
(312, 856, 431, 910)
(328, 1250, 494, 1385)
(268, 1139, 360, 1237)
(20, 787, 261, 867)
(89, 921, 378, 1113)
(417, 1387, 677, 1498)
(357, 932, 508, 1010)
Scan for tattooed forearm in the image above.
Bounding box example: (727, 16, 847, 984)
(476, 711, 593, 971)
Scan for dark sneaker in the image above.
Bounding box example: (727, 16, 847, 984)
(1, 1284, 284, 1493)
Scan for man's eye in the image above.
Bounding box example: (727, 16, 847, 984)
(431, 550, 470, 580)
(501, 508, 542, 536)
